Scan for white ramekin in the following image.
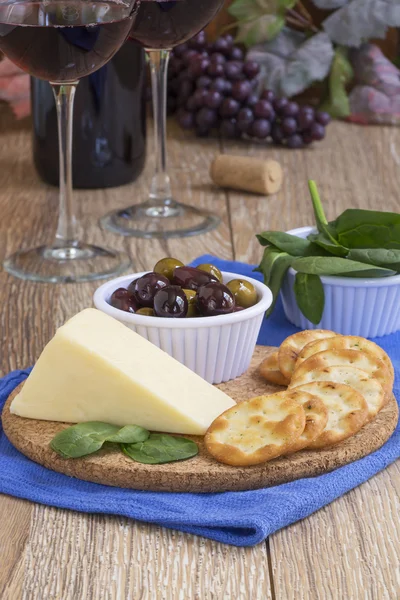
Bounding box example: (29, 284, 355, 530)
(281, 226, 400, 337)
(93, 271, 272, 384)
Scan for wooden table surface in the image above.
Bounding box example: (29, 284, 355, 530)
(0, 105, 399, 599)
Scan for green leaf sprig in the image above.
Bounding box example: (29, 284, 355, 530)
(256, 180, 400, 324)
(51, 422, 198, 464)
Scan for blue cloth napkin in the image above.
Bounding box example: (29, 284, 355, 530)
(0, 255, 399, 547)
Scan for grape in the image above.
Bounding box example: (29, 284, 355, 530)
(231, 80, 252, 102)
(219, 97, 240, 117)
(261, 89, 275, 102)
(220, 118, 239, 138)
(190, 89, 208, 109)
(250, 119, 271, 139)
(196, 126, 210, 137)
(204, 90, 223, 109)
(196, 75, 211, 89)
(168, 78, 180, 95)
(273, 97, 289, 114)
(282, 117, 297, 136)
(243, 61, 260, 79)
(282, 101, 299, 118)
(188, 58, 210, 79)
(196, 107, 217, 128)
(287, 134, 304, 149)
(302, 130, 313, 145)
(224, 80, 233, 96)
(271, 123, 284, 145)
(178, 80, 194, 104)
(182, 49, 199, 66)
(167, 96, 177, 115)
(210, 52, 226, 65)
(316, 111, 331, 126)
(177, 69, 191, 85)
(169, 57, 184, 76)
(225, 61, 243, 81)
(298, 107, 314, 131)
(254, 100, 274, 120)
(310, 122, 326, 141)
(224, 34, 234, 49)
(246, 93, 258, 107)
(177, 110, 194, 130)
(207, 62, 225, 78)
(174, 43, 188, 58)
(213, 37, 230, 56)
(210, 77, 226, 94)
(188, 31, 207, 50)
(231, 47, 244, 61)
(237, 107, 254, 133)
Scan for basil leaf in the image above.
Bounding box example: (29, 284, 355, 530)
(122, 434, 198, 464)
(333, 209, 400, 249)
(294, 273, 325, 325)
(105, 425, 149, 444)
(51, 422, 150, 458)
(308, 180, 343, 250)
(292, 256, 396, 278)
(256, 231, 314, 256)
(307, 232, 348, 257)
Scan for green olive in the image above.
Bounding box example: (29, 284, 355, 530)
(183, 289, 199, 318)
(226, 279, 258, 309)
(136, 307, 155, 316)
(154, 257, 184, 281)
(197, 263, 223, 283)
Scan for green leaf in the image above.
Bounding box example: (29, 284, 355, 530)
(229, 0, 295, 47)
(51, 422, 150, 458)
(308, 180, 345, 253)
(235, 14, 285, 46)
(122, 434, 198, 464)
(319, 47, 353, 118)
(247, 29, 334, 97)
(313, 0, 349, 7)
(256, 231, 317, 256)
(307, 232, 348, 257)
(347, 248, 400, 271)
(294, 273, 325, 325)
(291, 256, 396, 278)
(254, 246, 283, 283)
(323, 0, 400, 48)
(333, 209, 400, 249)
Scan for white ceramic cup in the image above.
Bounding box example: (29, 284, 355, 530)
(281, 226, 400, 337)
(94, 271, 272, 384)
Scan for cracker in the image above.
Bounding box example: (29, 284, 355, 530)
(205, 392, 306, 466)
(278, 330, 337, 380)
(290, 365, 385, 421)
(291, 382, 368, 449)
(295, 335, 394, 388)
(259, 352, 290, 387)
(292, 348, 392, 399)
(284, 390, 328, 454)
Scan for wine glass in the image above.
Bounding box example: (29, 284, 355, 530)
(101, 0, 225, 239)
(0, 0, 139, 283)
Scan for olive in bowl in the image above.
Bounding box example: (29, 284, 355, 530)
(197, 282, 235, 316)
(226, 279, 258, 309)
(154, 286, 188, 318)
(109, 288, 138, 313)
(128, 272, 169, 307)
(172, 266, 218, 291)
(154, 257, 184, 281)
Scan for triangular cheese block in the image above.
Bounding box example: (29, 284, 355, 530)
(11, 308, 235, 435)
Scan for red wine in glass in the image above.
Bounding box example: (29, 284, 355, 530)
(129, 0, 223, 49)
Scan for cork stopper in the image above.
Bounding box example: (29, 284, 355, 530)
(210, 155, 283, 195)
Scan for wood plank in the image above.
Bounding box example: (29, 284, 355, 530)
(224, 121, 400, 598)
(0, 111, 272, 598)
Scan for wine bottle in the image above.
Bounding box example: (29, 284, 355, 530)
(31, 40, 146, 189)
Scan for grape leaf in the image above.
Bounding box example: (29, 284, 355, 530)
(247, 29, 334, 97)
(294, 273, 325, 325)
(229, 0, 295, 47)
(312, 0, 349, 7)
(319, 47, 353, 118)
(323, 0, 400, 48)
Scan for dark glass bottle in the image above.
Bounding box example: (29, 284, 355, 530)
(31, 41, 146, 189)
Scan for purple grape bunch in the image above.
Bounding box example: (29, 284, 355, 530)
(167, 32, 331, 148)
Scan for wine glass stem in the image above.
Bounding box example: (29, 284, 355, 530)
(146, 49, 175, 209)
(51, 82, 79, 249)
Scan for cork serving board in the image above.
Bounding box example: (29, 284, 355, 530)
(2, 346, 398, 493)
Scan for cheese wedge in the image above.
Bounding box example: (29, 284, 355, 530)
(10, 308, 235, 435)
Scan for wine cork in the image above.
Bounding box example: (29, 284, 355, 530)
(210, 155, 283, 195)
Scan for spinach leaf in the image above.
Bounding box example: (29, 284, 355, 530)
(347, 248, 400, 271)
(308, 180, 342, 249)
(122, 434, 198, 464)
(294, 273, 325, 325)
(254, 246, 284, 284)
(51, 422, 150, 458)
(307, 232, 348, 257)
(292, 256, 396, 278)
(332, 209, 400, 249)
(256, 231, 315, 256)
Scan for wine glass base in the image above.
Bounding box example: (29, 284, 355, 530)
(3, 243, 131, 284)
(100, 201, 221, 239)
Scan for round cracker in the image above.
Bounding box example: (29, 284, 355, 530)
(292, 382, 369, 449)
(205, 392, 306, 466)
(292, 349, 392, 399)
(289, 365, 385, 421)
(278, 330, 337, 380)
(284, 390, 328, 454)
(295, 335, 394, 387)
(259, 352, 290, 387)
